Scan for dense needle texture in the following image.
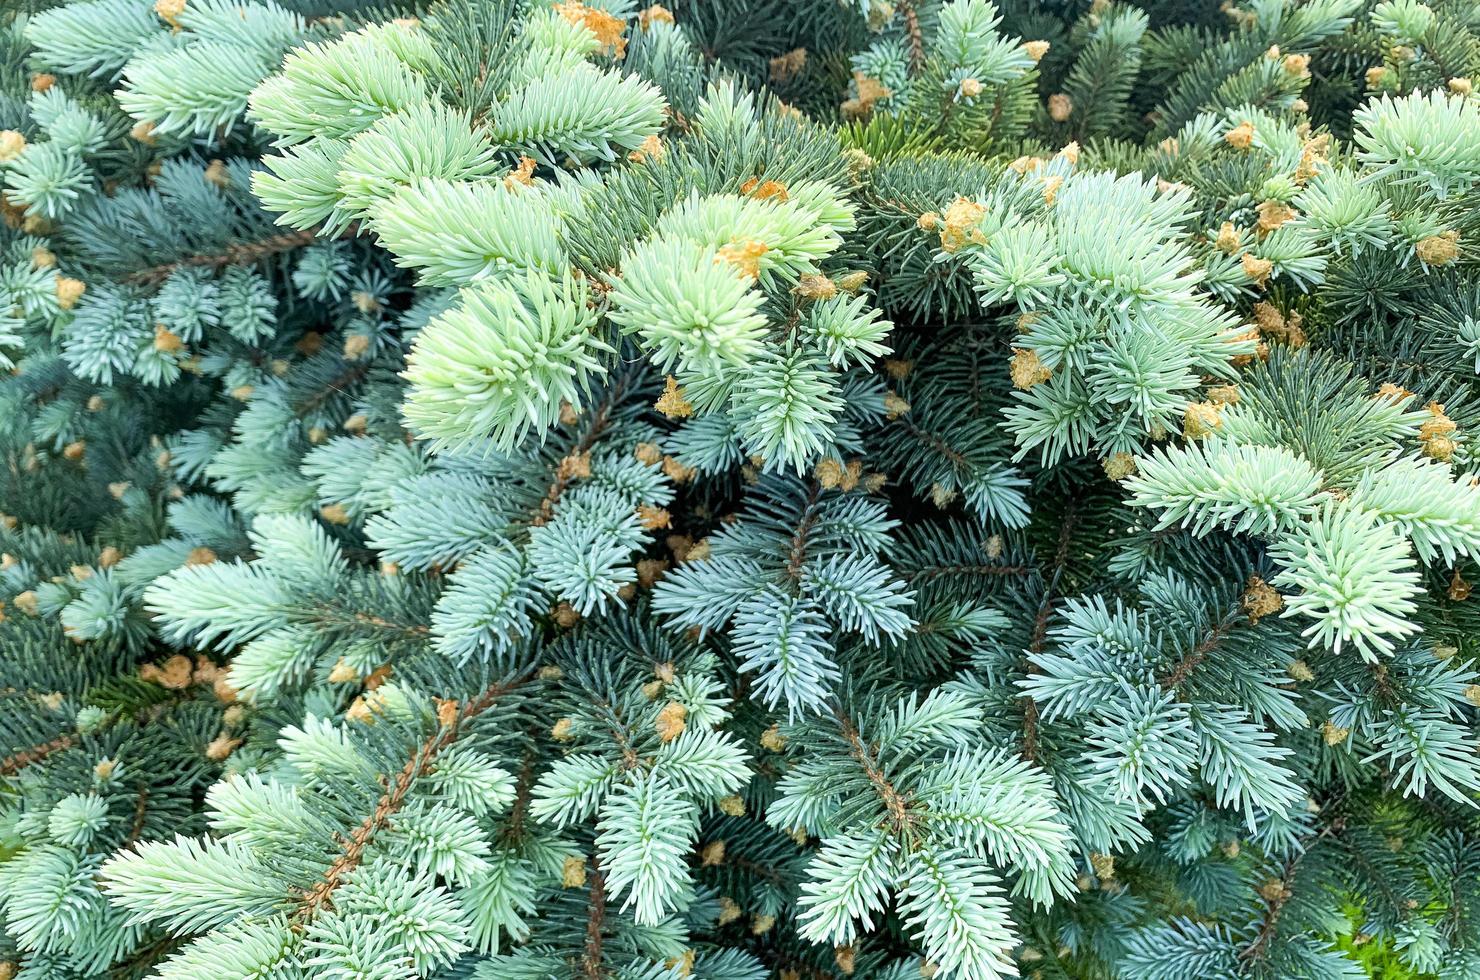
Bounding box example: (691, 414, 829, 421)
(3, 0, 1480, 977)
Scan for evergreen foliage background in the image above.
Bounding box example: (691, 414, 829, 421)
(1, 0, 1479, 977)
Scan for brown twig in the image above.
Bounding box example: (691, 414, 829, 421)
(107, 935, 179, 980)
(722, 852, 787, 886)
(127, 786, 151, 844)
(785, 483, 823, 582)
(838, 709, 915, 834)
(1159, 620, 1234, 690)
(1240, 814, 1346, 961)
(0, 734, 75, 776)
(295, 673, 531, 921)
(124, 229, 320, 287)
(903, 562, 1033, 581)
(895, 417, 972, 470)
(582, 859, 607, 980)
(1021, 504, 1079, 761)
(530, 375, 624, 526)
(1021, 599, 1053, 762)
(898, 0, 926, 68)
(295, 361, 373, 419)
(501, 748, 537, 846)
(339, 610, 430, 637)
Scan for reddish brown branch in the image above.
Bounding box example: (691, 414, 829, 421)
(898, 0, 926, 68)
(785, 484, 823, 582)
(1160, 621, 1234, 690)
(125, 229, 320, 286)
(127, 786, 151, 843)
(295, 361, 373, 419)
(1020, 599, 1054, 762)
(0, 734, 75, 776)
(530, 376, 623, 526)
(838, 710, 915, 834)
(296, 674, 530, 921)
(896, 417, 971, 470)
(339, 610, 430, 637)
(904, 563, 1033, 581)
(1021, 505, 1078, 762)
(582, 860, 607, 979)
(1240, 814, 1346, 961)
(501, 749, 537, 846)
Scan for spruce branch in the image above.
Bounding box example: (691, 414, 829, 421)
(581, 858, 606, 980)
(1240, 805, 1349, 962)
(0, 733, 76, 776)
(898, 0, 926, 69)
(123, 228, 320, 287)
(529, 369, 628, 528)
(10, 0, 1480, 974)
(785, 482, 824, 582)
(838, 707, 916, 836)
(1021, 500, 1078, 763)
(1158, 618, 1238, 691)
(296, 672, 533, 921)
